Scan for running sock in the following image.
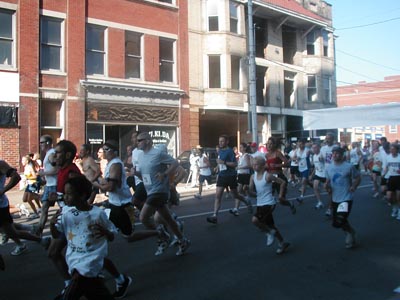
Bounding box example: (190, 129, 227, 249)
(115, 274, 125, 284)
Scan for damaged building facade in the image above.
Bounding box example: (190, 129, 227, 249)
(188, 0, 336, 147)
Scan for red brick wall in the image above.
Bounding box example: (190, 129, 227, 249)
(0, 128, 20, 169)
(337, 76, 400, 143)
(144, 35, 160, 82)
(108, 28, 125, 78)
(18, 0, 40, 158)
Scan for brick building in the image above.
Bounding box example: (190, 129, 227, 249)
(0, 0, 189, 167)
(337, 75, 400, 144)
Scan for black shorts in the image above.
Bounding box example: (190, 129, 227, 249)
(146, 193, 168, 209)
(216, 175, 238, 189)
(381, 177, 388, 186)
(272, 173, 288, 196)
(388, 176, 400, 192)
(237, 174, 251, 185)
(331, 201, 353, 228)
(109, 203, 134, 236)
(133, 182, 147, 203)
(312, 175, 326, 183)
(199, 175, 212, 184)
(290, 166, 299, 176)
(254, 205, 276, 227)
(372, 170, 381, 176)
(0, 206, 13, 227)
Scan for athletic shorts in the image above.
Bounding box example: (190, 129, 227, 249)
(133, 182, 147, 203)
(388, 176, 400, 192)
(216, 175, 238, 189)
(331, 201, 353, 228)
(25, 183, 39, 193)
(299, 169, 309, 179)
(272, 173, 288, 196)
(290, 166, 299, 176)
(41, 185, 57, 202)
(237, 174, 251, 185)
(109, 203, 134, 236)
(0, 206, 13, 227)
(312, 175, 326, 183)
(372, 170, 381, 176)
(146, 193, 168, 209)
(254, 204, 275, 227)
(199, 175, 212, 184)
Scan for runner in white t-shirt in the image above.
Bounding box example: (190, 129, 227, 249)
(382, 143, 400, 220)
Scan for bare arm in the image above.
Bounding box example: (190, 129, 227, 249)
(92, 163, 122, 192)
(0, 161, 21, 197)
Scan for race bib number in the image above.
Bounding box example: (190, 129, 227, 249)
(337, 202, 349, 213)
(219, 164, 227, 171)
(142, 174, 152, 186)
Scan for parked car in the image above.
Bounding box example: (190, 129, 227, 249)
(177, 147, 218, 183)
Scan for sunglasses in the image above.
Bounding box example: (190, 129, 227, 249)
(103, 147, 113, 152)
(137, 139, 146, 142)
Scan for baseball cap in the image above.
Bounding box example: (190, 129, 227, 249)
(250, 142, 257, 147)
(103, 139, 119, 151)
(332, 145, 345, 154)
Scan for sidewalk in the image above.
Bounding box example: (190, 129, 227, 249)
(6, 183, 215, 207)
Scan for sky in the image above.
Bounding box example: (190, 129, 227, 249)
(327, 0, 400, 86)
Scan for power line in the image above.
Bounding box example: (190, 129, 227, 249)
(336, 49, 400, 72)
(336, 16, 400, 30)
(335, 64, 381, 82)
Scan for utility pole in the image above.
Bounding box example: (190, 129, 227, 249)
(247, 0, 258, 143)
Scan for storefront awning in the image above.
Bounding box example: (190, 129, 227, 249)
(303, 102, 400, 130)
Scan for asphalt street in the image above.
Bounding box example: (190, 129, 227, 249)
(1, 174, 400, 300)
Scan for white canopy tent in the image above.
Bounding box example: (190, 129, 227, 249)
(302, 102, 400, 130)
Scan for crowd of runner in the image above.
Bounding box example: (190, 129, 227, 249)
(0, 132, 399, 299)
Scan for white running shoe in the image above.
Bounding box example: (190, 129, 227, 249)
(315, 202, 324, 210)
(391, 207, 399, 218)
(266, 230, 276, 247)
(325, 208, 332, 217)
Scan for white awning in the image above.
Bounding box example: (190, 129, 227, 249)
(303, 102, 400, 130)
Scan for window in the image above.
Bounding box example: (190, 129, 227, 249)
(125, 31, 142, 79)
(231, 55, 240, 90)
(322, 30, 329, 57)
(389, 125, 398, 133)
(158, 0, 173, 3)
(40, 16, 63, 71)
(207, 0, 219, 31)
(323, 76, 331, 103)
(86, 24, 106, 75)
(159, 38, 174, 82)
(0, 9, 15, 67)
(307, 75, 317, 102)
(306, 31, 315, 55)
(208, 55, 221, 88)
(0, 105, 18, 127)
(230, 1, 238, 34)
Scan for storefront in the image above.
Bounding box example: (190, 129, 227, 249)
(82, 80, 184, 159)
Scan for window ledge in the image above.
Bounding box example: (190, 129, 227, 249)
(0, 66, 18, 72)
(40, 70, 67, 76)
(142, 0, 178, 10)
